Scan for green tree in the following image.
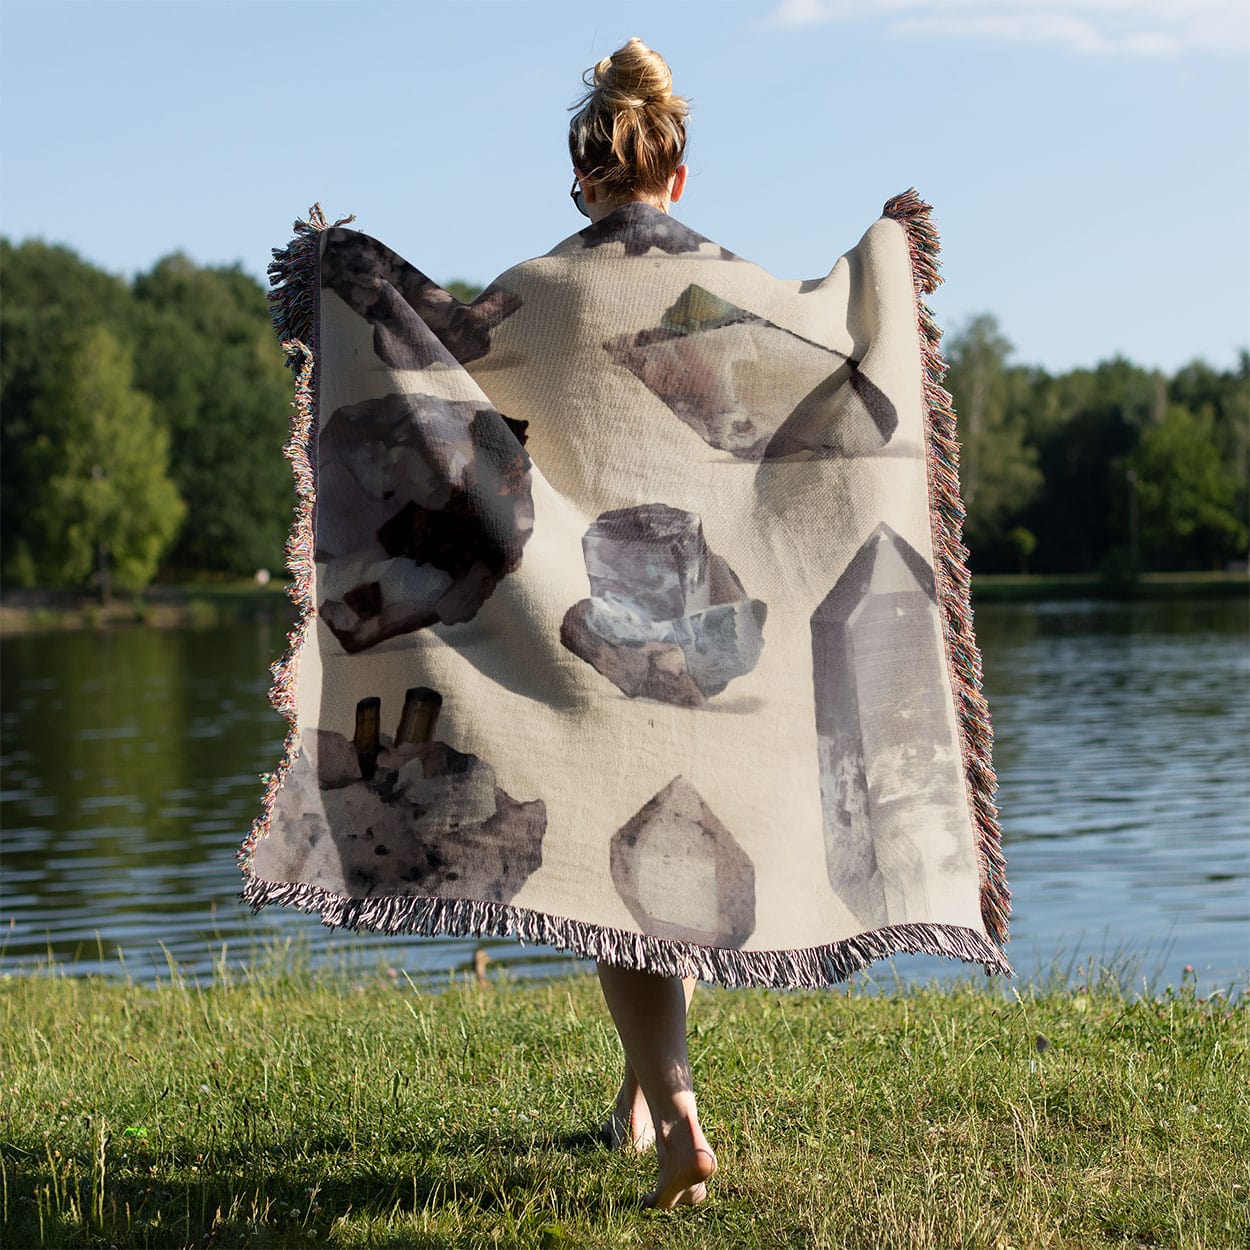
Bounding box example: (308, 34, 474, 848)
(1169, 353, 1250, 534)
(943, 315, 1043, 564)
(1, 239, 139, 582)
(131, 255, 293, 575)
(1007, 526, 1037, 574)
(1021, 357, 1162, 573)
(1129, 405, 1246, 570)
(444, 280, 483, 303)
(25, 327, 185, 597)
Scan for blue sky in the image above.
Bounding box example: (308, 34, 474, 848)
(1, 0, 1246, 374)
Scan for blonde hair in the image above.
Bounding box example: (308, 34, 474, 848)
(568, 37, 689, 198)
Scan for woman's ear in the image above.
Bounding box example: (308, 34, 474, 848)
(669, 164, 688, 203)
(575, 168, 598, 205)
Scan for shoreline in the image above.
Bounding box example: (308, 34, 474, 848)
(2, 570, 1246, 635)
(0, 581, 293, 634)
(965, 569, 1248, 601)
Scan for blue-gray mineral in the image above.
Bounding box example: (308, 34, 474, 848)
(560, 503, 766, 707)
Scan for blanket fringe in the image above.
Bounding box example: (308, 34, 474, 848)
(883, 188, 1011, 949)
(238, 204, 349, 873)
(266, 203, 355, 369)
(240, 872, 1013, 989)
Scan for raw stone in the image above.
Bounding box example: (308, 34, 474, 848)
(251, 730, 545, 904)
(560, 503, 766, 707)
(610, 776, 756, 946)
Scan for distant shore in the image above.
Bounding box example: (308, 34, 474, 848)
(1, 570, 1245, 635)
(967, 569, 1248, 601)
(0, 580, 293, 634)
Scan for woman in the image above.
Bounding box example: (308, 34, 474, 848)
(567, 38, 718, 1210)
(244, 34, 1010, 1220)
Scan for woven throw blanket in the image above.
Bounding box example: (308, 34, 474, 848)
(238, 191, 1011, 988)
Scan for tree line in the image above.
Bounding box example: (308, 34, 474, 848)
(945, 315, 1247, 575)
(1, 238, 1245, 596)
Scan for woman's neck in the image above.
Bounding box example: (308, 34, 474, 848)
(587, 194, 669, 224)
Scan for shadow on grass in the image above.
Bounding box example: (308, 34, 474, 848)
(4, 1126, 641, 1250)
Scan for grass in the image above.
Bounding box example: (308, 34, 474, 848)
(1, 955, 1246, 1250)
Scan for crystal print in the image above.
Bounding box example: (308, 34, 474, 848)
(249, 687, 546, 904)
(811, 524, 972, 927)
(560, 503, 767, 707)
(611, 776, 756, 946)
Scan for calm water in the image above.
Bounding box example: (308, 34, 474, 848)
(2, 598, 1247, 991)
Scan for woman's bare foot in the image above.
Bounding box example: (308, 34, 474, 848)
(593, 966, 710, 1205)
(601, 1076, 655, 1151)
(643, 1115, 717, 1209)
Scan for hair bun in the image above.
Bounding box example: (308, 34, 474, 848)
(568, 38, 689, 197)
(595, 36, 673, 109)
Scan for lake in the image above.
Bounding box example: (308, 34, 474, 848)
(2, 597, 1246, 993)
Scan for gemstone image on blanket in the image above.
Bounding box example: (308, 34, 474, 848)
(321, 228, 521, 368)
(560, 503, 767, 707)
(811, 524, 973, 928)
(611, 776, 756, 947)
(316, 392, 534, 653)
(606, 285, 897, 460)
(578, 202, 737, 259)
(249, 688, 546, 904)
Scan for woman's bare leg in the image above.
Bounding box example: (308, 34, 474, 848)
(596, 963, 717, 1208)
(601, 977, 696, 1151)
(602, 1057, 655, 1152)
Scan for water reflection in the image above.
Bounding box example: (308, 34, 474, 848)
(971, 596, 1249, 992)
(1, 597, 1246, 990)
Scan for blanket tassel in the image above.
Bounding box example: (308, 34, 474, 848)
(884, 188, 1011, 951)
(237, 203, 349, 873)
(240, 871, 1014, 989)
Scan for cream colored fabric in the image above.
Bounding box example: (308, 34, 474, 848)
(241, 199, 1010, 986)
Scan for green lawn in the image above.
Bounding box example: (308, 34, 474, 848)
(1, 958, 1246, 1249)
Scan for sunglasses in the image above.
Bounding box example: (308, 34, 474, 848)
(570, 176, 589, 219)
